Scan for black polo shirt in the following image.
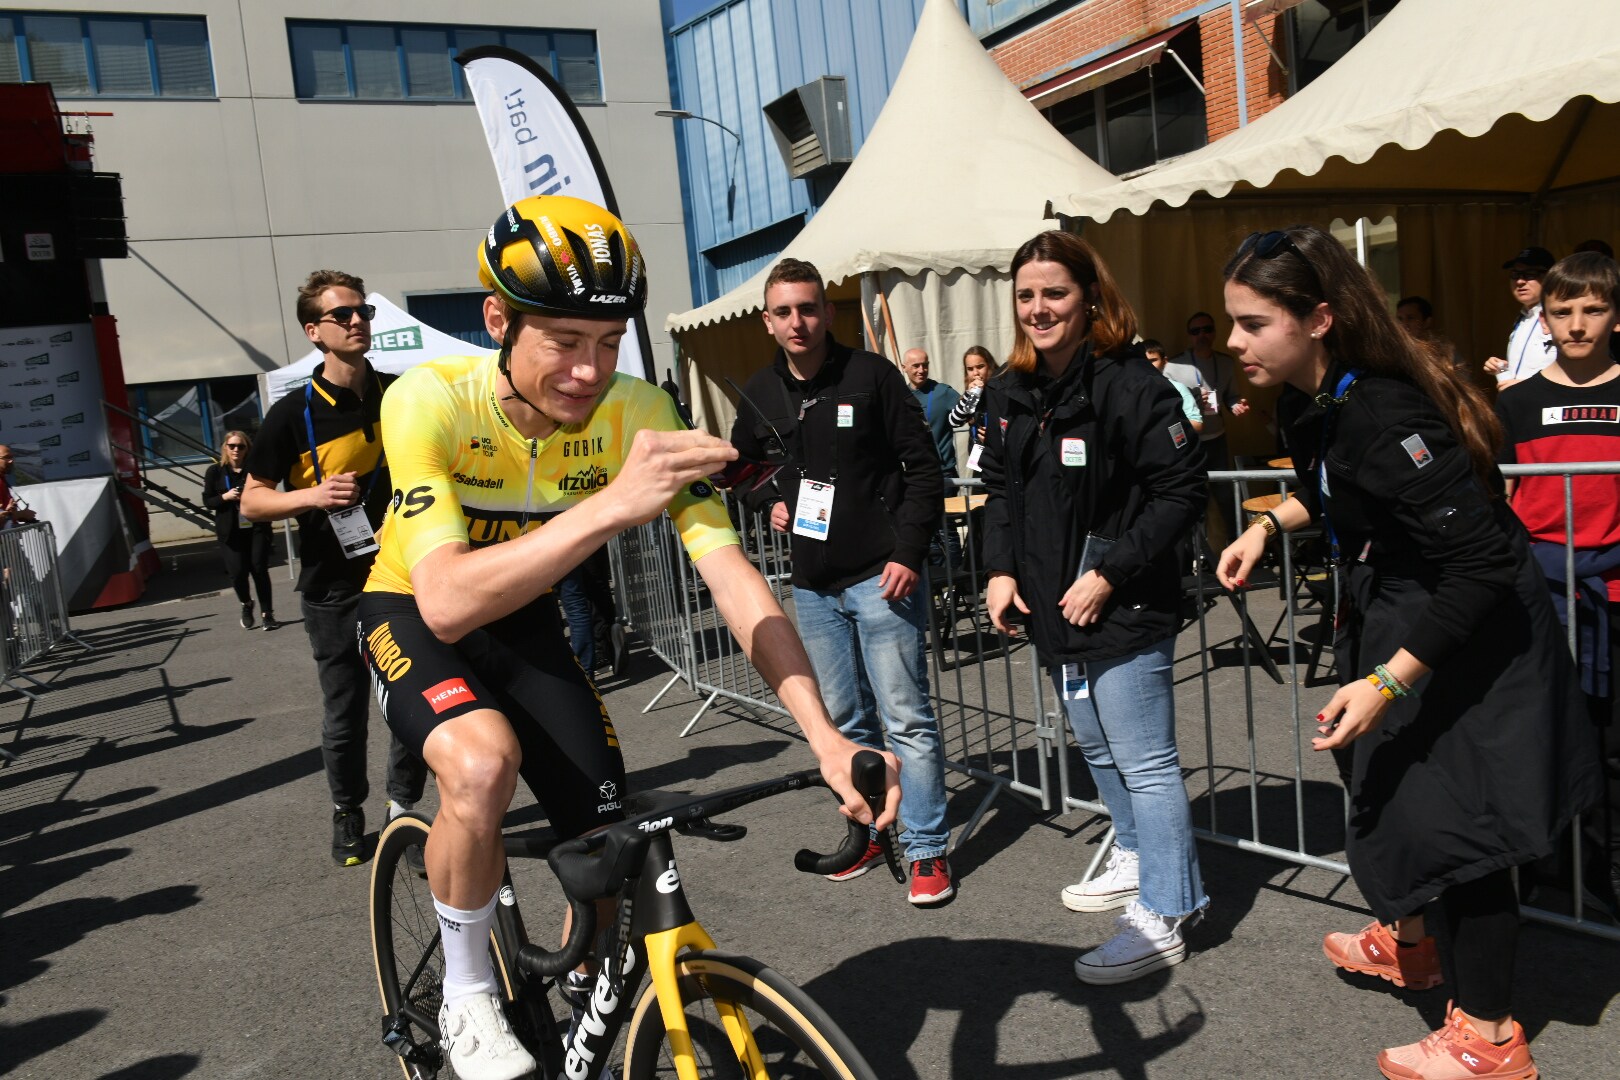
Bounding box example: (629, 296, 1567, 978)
(247, 361, 394, 600)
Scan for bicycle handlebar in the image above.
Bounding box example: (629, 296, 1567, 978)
(517, 750, 890, 978)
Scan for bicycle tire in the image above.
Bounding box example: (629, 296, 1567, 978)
(621, 951, 878, 1080)
(371, 814, 445, 1080)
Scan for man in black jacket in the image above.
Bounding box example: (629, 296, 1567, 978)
(731, 258, 954, 905)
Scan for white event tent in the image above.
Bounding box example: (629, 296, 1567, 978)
(1050, 0, 1620, 411)
(666, 0, 1117, 436)
(261, 293, 493, 406)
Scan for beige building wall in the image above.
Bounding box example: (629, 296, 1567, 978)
(13, 0, 691, 385)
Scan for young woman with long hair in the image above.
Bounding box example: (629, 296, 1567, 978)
(980, 230, 1209, 984)
(948, 345, 1003, 450)
(203, 429, 276, 630)
(1216, 226, 1600, 1079)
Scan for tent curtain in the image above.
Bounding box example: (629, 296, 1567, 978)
(1394, 201, 1535, 371)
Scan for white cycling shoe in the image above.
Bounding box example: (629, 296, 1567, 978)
(438, 992, 537, 1080)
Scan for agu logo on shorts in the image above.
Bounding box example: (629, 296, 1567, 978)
(423, 678, 476, 714)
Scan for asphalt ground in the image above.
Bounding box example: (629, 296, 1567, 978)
(2, 549, 1616, 1079)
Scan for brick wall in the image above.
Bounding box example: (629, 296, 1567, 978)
(990, 0, 1290, 145)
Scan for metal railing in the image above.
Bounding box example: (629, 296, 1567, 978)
(1, 520, 92, 704)
(101, 400, 214, 529)
(609, 464, 1620, 942)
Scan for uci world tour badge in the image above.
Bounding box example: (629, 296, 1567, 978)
(1400, 433, 1433, 468)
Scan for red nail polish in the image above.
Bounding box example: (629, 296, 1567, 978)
(1316, 713, 1325, 721)
(1235, 578, 1246, 587)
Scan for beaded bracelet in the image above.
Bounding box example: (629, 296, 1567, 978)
(1375, 664, 1412, 697)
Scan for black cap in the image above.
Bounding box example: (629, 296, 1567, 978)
(1501, 246, 1555, 270)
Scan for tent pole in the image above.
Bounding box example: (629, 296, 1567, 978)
(1530, 96, 1594, 242)
(877, 283, 902, 359)
(860, 273, 882, 355)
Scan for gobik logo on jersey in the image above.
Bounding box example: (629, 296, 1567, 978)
(597, 779, 621, 814)
(559, 465, 609, 493)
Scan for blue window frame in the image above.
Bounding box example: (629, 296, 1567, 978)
(0, 11, 214, 97)
(286, 20, 601, 103)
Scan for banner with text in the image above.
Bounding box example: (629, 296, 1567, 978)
(456, 46, 651, 382)
(0, 323, 113, 481)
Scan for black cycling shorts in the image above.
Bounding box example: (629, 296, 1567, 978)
(357, 591, 626, 839)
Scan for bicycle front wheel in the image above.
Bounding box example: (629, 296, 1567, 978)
(371, 813, 444, 1079)
(622, 951, 878, 1080)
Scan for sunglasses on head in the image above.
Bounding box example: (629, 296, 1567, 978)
(320, 304, 376, 325)
(1238, 230, 1324, 293)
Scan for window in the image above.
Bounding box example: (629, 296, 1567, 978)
(0, 11, 214, 97)
(405, 292, 495, 350)
(287, 20, 602, 104)
(1289, 0, 1399, 91)
(1044, 50, 1207, 174)
(131, 377, 261, 464)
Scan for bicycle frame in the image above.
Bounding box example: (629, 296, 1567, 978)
(499, 828, 762, 1080)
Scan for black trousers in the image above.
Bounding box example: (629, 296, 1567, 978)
(219, 527, 273, 610)
(300, 589, 426, 810)
(1435, 868, 1519, 1022)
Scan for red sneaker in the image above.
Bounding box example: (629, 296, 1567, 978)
(1324, 920, 1444, 990)
(1378, 1003, 1538, 1079)
(825, 839, 885, 882)
(908, 856, 954, 906)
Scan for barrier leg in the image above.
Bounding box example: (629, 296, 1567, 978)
(1080, 824, 1117, 884)
(641, 671, 685, 714)
(679, 690, 721, 738)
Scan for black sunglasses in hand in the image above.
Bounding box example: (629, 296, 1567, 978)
(320, 304, 377, 325)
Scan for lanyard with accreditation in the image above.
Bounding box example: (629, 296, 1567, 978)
(304, 379, 386, 559)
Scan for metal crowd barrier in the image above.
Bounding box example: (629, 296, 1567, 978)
(1, 521, 91, 702)
(608, 464, 1620, 943)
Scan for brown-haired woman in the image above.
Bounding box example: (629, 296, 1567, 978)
(980, 230, 1209, 984)
(204, 429, 276, 630)
(1216, 226, 1599, 1079)
(948, 346, 1002, 457)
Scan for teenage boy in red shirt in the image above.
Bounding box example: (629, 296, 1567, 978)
(1496, 251, 1620, 914)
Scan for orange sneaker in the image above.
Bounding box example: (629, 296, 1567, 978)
(1378, 1004, 1538, 1079)
(1324, 920, 1443, 990)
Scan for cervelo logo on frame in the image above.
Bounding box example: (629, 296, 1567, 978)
(423, 678, 475, 714)
(564, 945, 636, 1080)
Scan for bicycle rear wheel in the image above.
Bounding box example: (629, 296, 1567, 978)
(371, 813, 445, 1080)
(622, 951, 878, 1080)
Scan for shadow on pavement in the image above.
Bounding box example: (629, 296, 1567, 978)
(808, 935, 1203, 1080)
(98, 1054, 201, 1079)
(0, 884, 200, 997)
(0, 1008, 104, 1078)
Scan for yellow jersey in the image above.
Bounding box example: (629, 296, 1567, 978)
(365, 353, 737, 596)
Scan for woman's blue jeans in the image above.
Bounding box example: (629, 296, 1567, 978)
(1052, 636, 1206, 918)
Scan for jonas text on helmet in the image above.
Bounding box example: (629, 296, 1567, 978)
(503, 88, 572, 196)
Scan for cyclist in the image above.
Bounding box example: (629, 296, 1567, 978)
(358, 194, 898, 1080)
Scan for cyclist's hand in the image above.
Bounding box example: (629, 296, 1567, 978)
(818, 740, 900, 831)
(610, 428, 736, 527)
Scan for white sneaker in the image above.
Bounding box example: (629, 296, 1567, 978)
(1073, 900, 1199, 985)
(438, 992, 537, 1080)
(1060, 846, 1140, 912)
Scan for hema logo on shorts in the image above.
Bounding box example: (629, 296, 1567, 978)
(423, 678, 475, 714)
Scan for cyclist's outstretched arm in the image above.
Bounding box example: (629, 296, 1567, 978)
(409, 426, 734, 642)
(693, 544, 901, 830)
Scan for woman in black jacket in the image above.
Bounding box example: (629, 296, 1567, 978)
(203, 430, 276, 630)
(1216, 226, 1599, 1080)
(981, 230, 1209, 985)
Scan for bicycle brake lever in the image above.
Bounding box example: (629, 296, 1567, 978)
(851, 750, 907, 884)
(875, 823, 907, 883)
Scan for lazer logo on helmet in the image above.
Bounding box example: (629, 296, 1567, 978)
(589, 295, 627, 304)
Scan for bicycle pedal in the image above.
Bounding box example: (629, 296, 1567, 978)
(382, 1015, 442, 1073)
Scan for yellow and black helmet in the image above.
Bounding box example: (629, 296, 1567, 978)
(477, 195, 646, 319)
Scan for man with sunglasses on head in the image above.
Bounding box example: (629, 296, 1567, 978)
(1484, 246, 1558, 390)
(352, 198, 896, 1080)
(241, 270, 426, 870)
(1163, 312, 1249, 544)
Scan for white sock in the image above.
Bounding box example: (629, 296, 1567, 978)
(389, 800, 413, 820)
(434, 892, 500, 1002)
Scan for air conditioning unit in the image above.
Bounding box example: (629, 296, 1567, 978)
(762, 76, 852, 180)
